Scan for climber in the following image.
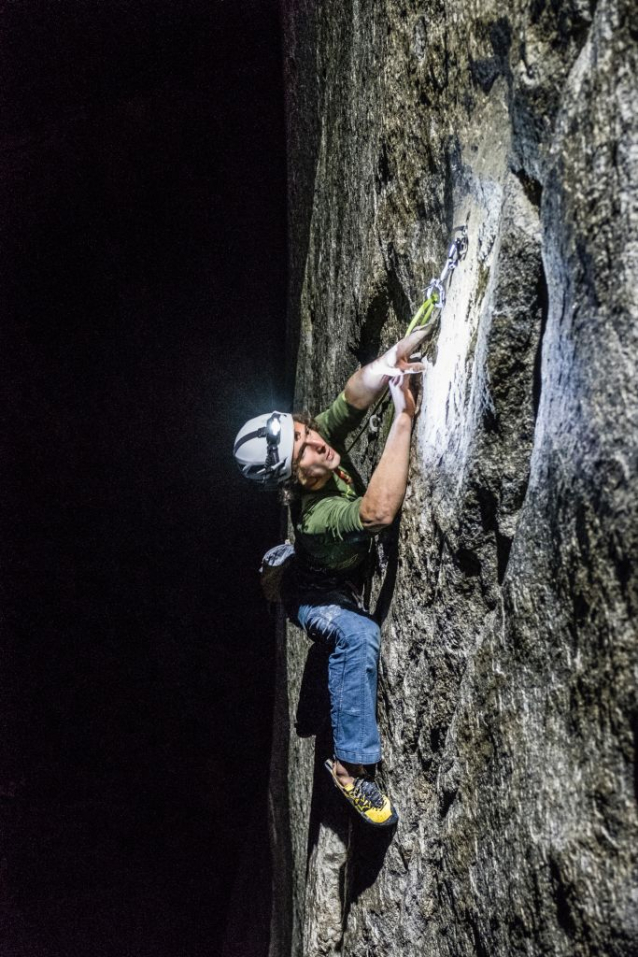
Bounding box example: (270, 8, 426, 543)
(233, 322, 436, 827)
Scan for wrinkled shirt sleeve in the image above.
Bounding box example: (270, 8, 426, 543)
(315, 392, 366, 447)
(303, 494, 367, 541)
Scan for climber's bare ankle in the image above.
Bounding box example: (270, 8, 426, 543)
(334, 759, 364, 787)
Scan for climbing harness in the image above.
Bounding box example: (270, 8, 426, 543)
(344, 225, 468, 455)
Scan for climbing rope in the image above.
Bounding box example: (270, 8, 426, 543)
(344, 225, 468, 455)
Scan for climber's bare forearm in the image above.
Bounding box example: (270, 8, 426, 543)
(359, 412, 413, 529)
(343, 364, 388, 410)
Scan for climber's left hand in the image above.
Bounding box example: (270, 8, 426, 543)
(345, 326, 431, 409)
(369, 334, 427, 379)
(392, 319, 439, 364)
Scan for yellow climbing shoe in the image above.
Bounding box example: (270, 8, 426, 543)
(325, 759, 398, 827)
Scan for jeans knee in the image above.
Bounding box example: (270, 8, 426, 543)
(338, 618, 380, 657)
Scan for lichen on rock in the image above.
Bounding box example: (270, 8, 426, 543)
(270, 0, 638, 954)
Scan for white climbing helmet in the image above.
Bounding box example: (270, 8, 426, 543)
(233, 411, 295, 488)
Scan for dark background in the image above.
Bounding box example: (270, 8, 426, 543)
(0, 2, 287, 954)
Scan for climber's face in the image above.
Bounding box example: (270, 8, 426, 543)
(293, 421, 341, 489)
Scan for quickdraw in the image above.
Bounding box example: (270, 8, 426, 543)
(404, 225, 468, 335)
(345, 225, 468, 455)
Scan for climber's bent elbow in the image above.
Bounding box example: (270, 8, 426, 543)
(359, 503, 395, 531)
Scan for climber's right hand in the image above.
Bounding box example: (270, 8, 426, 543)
(388, 372, 416, 420)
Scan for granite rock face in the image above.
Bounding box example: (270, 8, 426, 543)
(270, 1, 638, 954)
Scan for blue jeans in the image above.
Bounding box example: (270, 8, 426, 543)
(293, 598, 382, 765)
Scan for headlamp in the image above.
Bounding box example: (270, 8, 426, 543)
(263, 412, 282, 468)
(268, 414, 281, 439)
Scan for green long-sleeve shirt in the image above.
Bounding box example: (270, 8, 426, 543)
(292, 392, 375, 577)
